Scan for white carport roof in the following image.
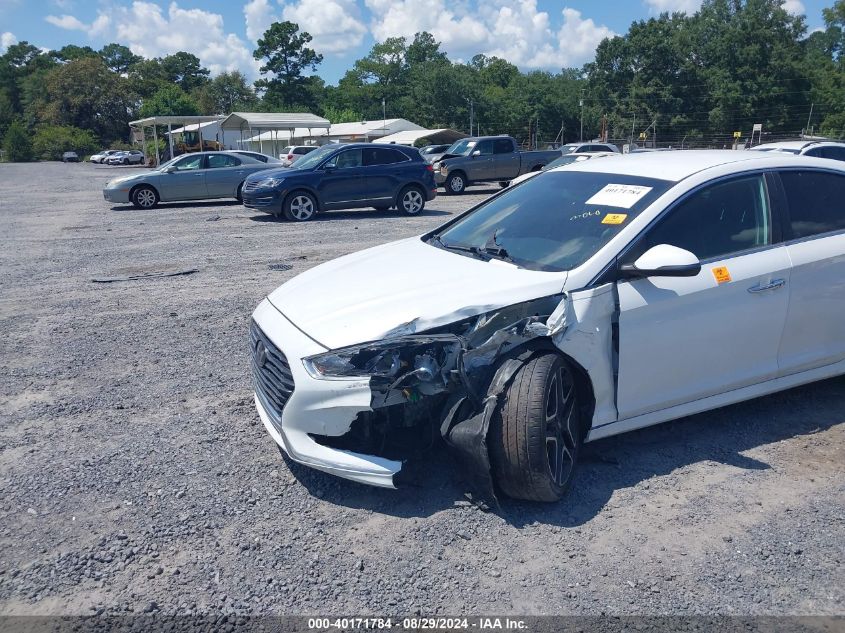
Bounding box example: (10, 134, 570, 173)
(167, 120, 221, 135)
(219, 112, 330, 131)
(377, 128, 467, 145)
(243, 119, 428, 143)
(129, 115, 221, 128)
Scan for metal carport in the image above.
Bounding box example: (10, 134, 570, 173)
(219, 112, 330, 158)
(128, 115, 223, 167)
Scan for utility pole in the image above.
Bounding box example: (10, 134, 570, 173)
(382, 98, 386, 135)
(466, 98, 474, 136)
(579, 89, 585, 142)
(804, 103, 814, 138)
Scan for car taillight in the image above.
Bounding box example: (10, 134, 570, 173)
(426, 164, 434, 171)
(287, 154, 294, 160)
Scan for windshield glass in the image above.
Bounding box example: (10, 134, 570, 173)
(291, 144, 336, 170)
(155, 156, 183, 171)
(444, 139, 478, 156)
(543, 155, 589, 170)
(432, 171, 673, 272)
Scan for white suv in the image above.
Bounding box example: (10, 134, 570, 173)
(280, 145, 318, 167)
(751, 140, 845, 162)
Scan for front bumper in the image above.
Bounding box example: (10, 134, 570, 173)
(251, 299, 402, 488)
(242, 187, 284, 214)
(103, 188, 130, 203)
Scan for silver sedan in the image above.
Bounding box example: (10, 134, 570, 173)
(103, 151, 274, 209)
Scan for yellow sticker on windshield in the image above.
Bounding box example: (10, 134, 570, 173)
(712, 266, 732, 284)
(602, 213, 628, 225)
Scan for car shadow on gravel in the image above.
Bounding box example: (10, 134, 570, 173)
(279, 376, 844, 524)
(110, 201, 241, 211)
(247, 208, 453, 223)
(501, 376, 845, 528)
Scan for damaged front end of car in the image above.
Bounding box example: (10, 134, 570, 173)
(301, 285, 617, 506)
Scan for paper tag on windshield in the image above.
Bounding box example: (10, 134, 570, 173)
(586, 184, 653, 209)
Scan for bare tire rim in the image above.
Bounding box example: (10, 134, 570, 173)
(545, 366, 577, 487)
(402, 189, 423, 214)
(136, 189, 156, 208)
(449, 176, 464, 192)
(290, 195, 314, 220)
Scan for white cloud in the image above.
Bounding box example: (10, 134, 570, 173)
(244, 0, 276, 42)
(1, 31, 17, 54)
(243, 0, 366, 55)
(643, 0, 702, 13)
(782, 0, 805, 16)
(45, 14, 89, 31)
(365, 0, 614, 70)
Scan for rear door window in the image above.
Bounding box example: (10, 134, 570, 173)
(363, 148, 407, 166)
(779, 170, 845, 239)
(494, 138, 514, 154)
(207, 154, 240, 168)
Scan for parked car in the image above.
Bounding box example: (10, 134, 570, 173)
(242, 143, 437, 221)
(434, 136, 560, 194)
(749, 140, 845, 162)
(106, 150, 145, 165)
(102, 151, 273, 209)
(62, 151, 80, 163)
(230, 150, 282, 164)
(280, 145, 318, 167)
(508, 151, 616, 186)
(249, 150, 845, 502)
(90, 149, 120, 164)
(559, 141, 621, 155)
(418, 144, 452, 163)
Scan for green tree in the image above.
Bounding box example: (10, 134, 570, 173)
(140, 84, 199, 117)
(194, 71, 257, 114)
(40, 57, 136, 142)
(160, 52, 210, 91)
(3, 119, 33, 161)
(32, 124, 99, 160)
(253, 21, 323, 108)
(50, 45, 99, 63)
(99, 43, 141, 74)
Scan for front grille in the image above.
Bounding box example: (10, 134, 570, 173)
(250, 320, 295, 422)
(244, 181, 260, 193)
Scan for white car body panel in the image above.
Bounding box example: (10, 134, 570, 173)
(250, 150, 845, 488)
(268, 237, 567, 350)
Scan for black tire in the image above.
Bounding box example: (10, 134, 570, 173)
(130, 185, 159, 209)
(236, 182, 244, 203)
(445, 171, 466, 194)
(283, 190, 317, 222)
(498, 181, 510, 188)
(122, 158, 129, 165)
(397, 185, 426, 215)
(489, 354, 583, 502)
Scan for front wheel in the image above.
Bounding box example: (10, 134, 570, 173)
(445, 172, 466, 195)
(489, 354, 583, 502)
(131, 185, 159, 209)
(398, 185, 425, 215)
(283, 191, 317, 221)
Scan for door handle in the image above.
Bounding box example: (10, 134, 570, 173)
(747, 278, 786, 293)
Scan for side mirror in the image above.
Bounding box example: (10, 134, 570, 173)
(164, 165, 176, 173)
(471, 150, 481, 157)
(619, 244, 701, 279)
(322, 163, 336, 171)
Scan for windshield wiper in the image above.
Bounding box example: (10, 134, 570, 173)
(479, 229, 512, 262)
(430, 235, 490, 260)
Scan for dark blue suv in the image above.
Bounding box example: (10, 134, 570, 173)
(241, 143, 437, 221)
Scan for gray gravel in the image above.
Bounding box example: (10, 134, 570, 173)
(0, 161, 843, 616)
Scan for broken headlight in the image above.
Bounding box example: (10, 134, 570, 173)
(303, 336, 460, 381)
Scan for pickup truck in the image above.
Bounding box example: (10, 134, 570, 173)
(433, 136, 560, 194)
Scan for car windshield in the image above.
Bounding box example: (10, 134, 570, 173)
(543, 155, 589, 170)
(431, 171, 673, 272)
(444, 139, 478, 156)
(290, 145, 336, 170)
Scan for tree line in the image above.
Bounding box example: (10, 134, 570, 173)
(2, 0, 844, 161)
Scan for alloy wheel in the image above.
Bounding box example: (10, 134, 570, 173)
(402, 189, 423, 214)
(289, 195, 314, 220)
(545, 366, 578, 486)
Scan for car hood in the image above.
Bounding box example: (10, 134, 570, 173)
(267, 237, 567, 350)
(107, 172, 155, 187)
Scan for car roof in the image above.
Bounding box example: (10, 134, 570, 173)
(752, 140, 845, 151)
(556, 149, 843, 181)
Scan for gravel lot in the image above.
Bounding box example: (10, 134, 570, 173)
(0, 161, 843, 618)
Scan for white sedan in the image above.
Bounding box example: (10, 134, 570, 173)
(250, 151, 845, 502)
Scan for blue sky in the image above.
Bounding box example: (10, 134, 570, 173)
(0, 0, 832, 84)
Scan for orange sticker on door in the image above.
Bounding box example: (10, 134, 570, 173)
(712, 266, 732, 284)
(602, 213, 628, 225)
